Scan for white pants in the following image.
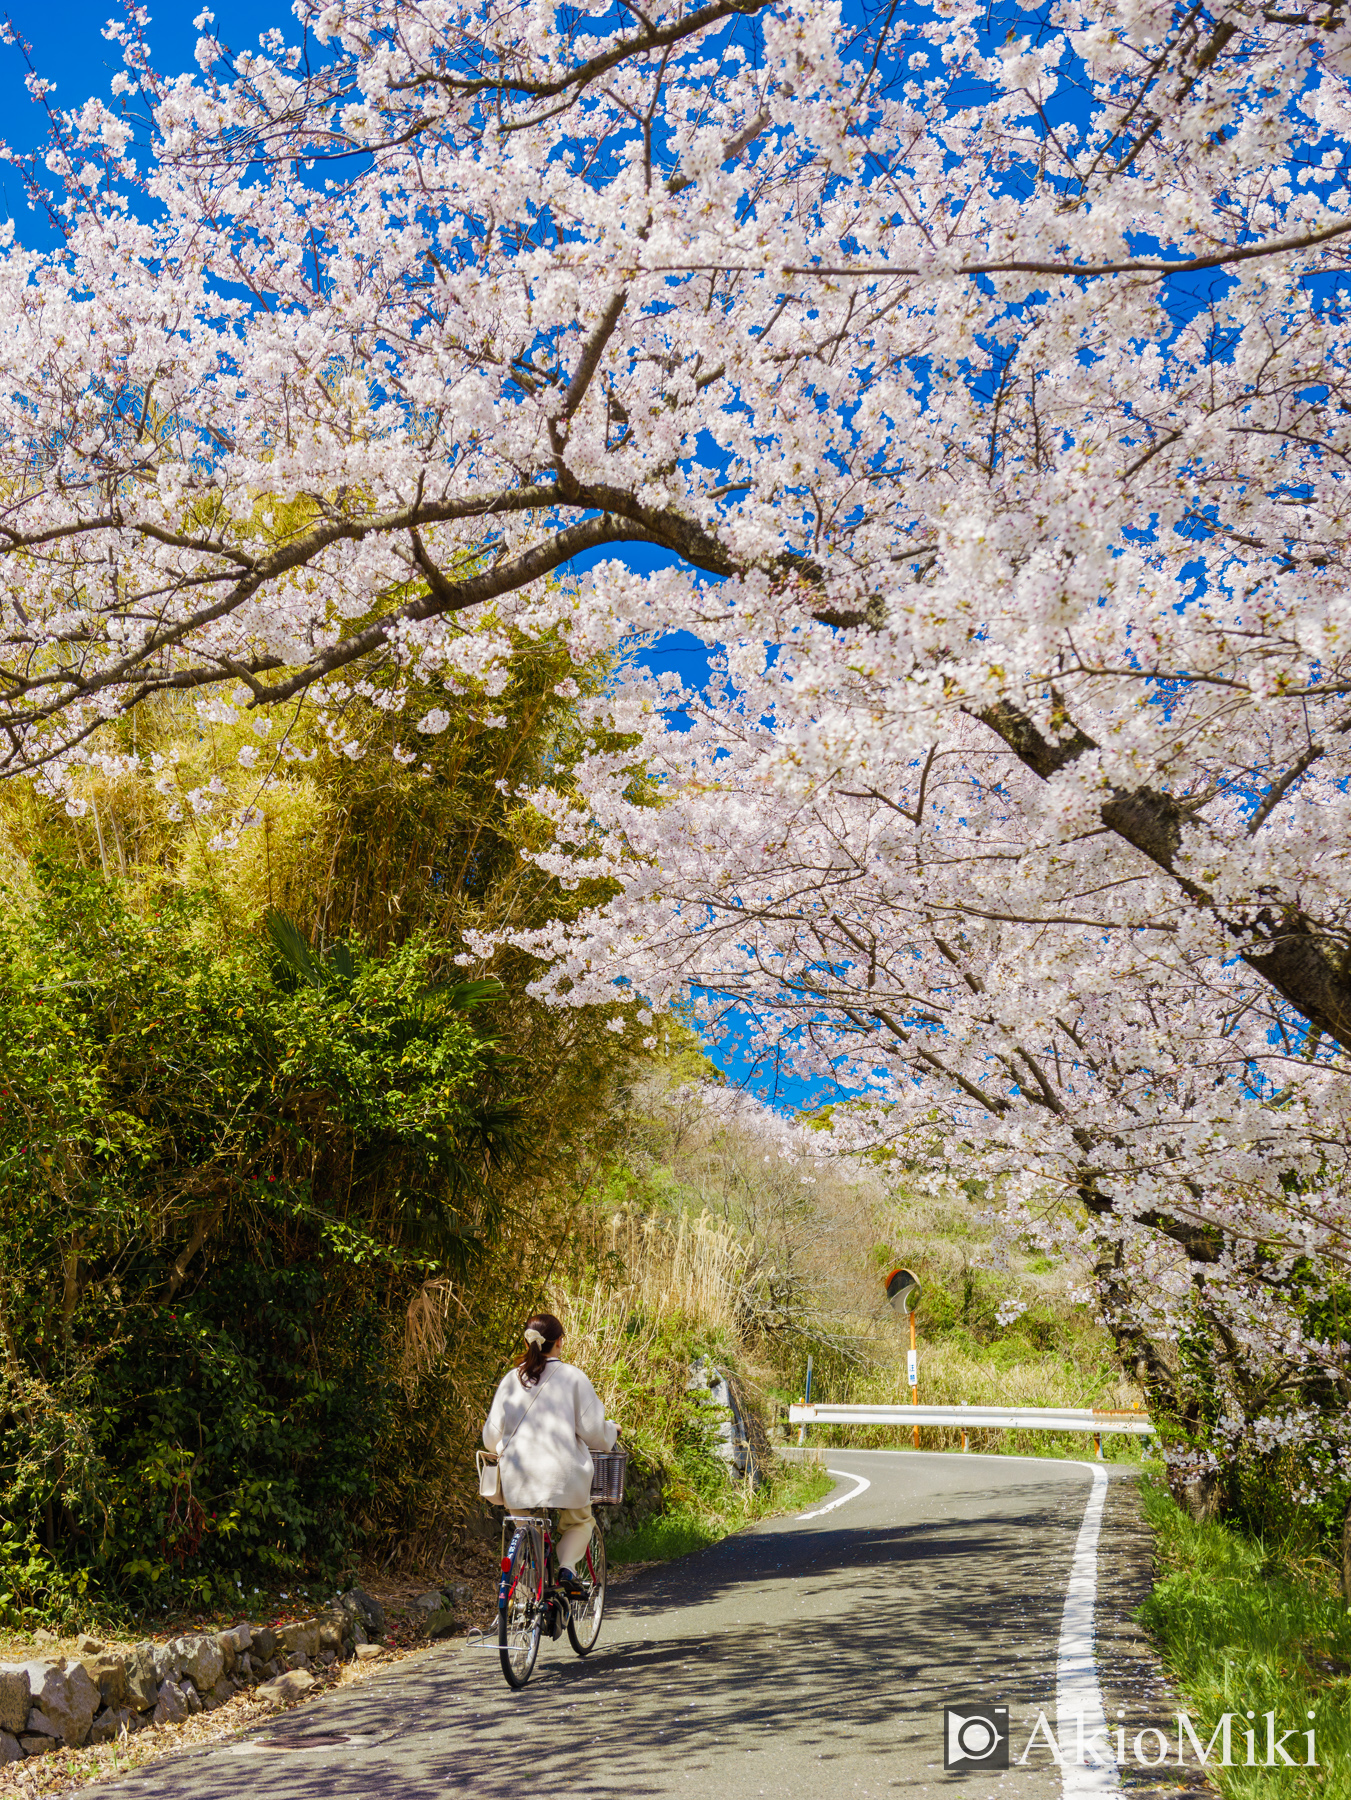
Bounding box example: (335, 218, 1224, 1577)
(554, 1505, 596, 1573)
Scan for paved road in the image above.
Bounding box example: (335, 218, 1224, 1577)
(96, 1453, 1112, 1800)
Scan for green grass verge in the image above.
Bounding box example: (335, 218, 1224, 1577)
(1137, 1473, 1351, 1800)
(608, 1461, 833, 1565)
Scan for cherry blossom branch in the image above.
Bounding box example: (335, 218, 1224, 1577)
(771, 217, 1351, 281)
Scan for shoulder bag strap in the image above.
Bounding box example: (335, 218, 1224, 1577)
(497, 1359, 551, 1454)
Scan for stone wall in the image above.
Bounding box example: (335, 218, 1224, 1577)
(0, 1587, 385, 1766)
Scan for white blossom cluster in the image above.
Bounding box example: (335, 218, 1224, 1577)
(0, 0, 1347, 1476)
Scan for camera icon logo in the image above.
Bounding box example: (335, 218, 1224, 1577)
(944, 1704, 1010, 1770)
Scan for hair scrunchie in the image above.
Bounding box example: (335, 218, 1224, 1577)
(523, 1326, 546, 1347)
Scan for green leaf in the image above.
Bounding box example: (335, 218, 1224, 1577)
(418, 977, 504, 1011)
(263, 910, 322, 989)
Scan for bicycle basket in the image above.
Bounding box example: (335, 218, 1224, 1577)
(589, 1447, 627, 1505)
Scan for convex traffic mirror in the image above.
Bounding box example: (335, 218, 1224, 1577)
(885, 1267, 921, 1314)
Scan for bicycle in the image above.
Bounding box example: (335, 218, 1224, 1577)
(496, 1509, 607, 1689)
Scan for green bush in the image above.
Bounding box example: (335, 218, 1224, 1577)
(0, 863, 510, 1613)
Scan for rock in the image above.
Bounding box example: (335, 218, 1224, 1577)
(237, 1653, 253, 1680)
(22, 1661, 98, 1747)
(0, 1667, 31, 1735)
(205, 1677, 236, 1711)
(182, 1680, 203, 1715)
(177, 1635, 223, 1692)
(328, 1591, 360, 1630)
(412, 1591, 444, 1613)
(279, 1621, 320, 1660)
(216, 1626, 251, 1671)
(74, 1634, 103, 1657)
(353, 1644, 383, 1662)
(688, 1357, 761, 1486)
(66, 1660, 100, 1743)
(352, 1622, 368, 1647)
(123, 1645, 159, 1712)
(20, 1734, 58, 1757)
(318, 1650, 336, 1669)
(425, 1609, 458, 1641)
(86, 1654, 128, 1710)
(249, 1627, 277, 1663)
(89, 1706, 142, 1745)
(151, 1680, 188, 1727)
(150, 1642, 181, 1685)
(449, 1583, 473, 1609)
(32, 1629, 57, 1649)
(91, 1705, 146, 1741)
(339, 1587, 384, 1636)
(256, 1669, 314, 1708)
(0, 1729, 22, 1764)
(284, 1652, 310, 1672)
(317, 1615, 345, 1655)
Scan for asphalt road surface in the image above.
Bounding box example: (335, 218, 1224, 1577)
(94, 1452, 1114, 1800)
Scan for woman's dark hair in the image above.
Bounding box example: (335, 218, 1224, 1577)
(517, 1312, 564, 1386)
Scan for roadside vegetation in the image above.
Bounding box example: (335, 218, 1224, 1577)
(0, 639, 837, 1641)
(1138, 1475, 1351, 1800)
(776, 1173, 1147, 1463)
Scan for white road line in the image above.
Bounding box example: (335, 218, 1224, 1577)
(1056, 1463, 1120, 1797)
(795, 1468, 871, 1520)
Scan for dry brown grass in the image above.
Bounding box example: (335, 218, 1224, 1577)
(548, 1207, 754, 1450)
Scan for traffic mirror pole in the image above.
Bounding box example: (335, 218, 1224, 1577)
(909, 1310, 919, 1449)
(886, 1267, 922, 1452)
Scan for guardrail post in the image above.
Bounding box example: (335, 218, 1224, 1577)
(961, 1429, 969, 1453)
(1094, 1431, 1102, 1461)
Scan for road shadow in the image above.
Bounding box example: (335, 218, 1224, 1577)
(89, 1474, 1085, 1800)
(616, 1473, 1088, 1620)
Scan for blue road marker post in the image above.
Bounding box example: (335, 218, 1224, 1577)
(797, 1354, 814, 1446)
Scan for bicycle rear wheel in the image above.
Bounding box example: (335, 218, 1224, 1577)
(498, 1529, 543, 1689)
(566, 1523, 607, 1656)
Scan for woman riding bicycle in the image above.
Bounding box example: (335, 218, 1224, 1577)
(482, 1311, 619, 1599)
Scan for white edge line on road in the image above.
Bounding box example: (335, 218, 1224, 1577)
(1057, 1463, 1120, 1797)
(795, 1468, 871, 1520)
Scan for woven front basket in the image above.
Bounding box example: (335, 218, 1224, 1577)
(589, 1447, 627, 1505)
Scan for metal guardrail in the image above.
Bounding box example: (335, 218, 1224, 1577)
(788, 1402, 1154, 1458)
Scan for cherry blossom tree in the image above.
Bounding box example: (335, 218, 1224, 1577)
(496, 670, 1351, 1489)
(0, 0, 1349, 1490)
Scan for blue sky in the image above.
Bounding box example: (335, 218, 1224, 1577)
(3, 3, 264, 133)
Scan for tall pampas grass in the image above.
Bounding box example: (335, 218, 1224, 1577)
(555, 1208, 753, 1422)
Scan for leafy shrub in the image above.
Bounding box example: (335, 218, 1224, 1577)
(0, 863, 510, 1607)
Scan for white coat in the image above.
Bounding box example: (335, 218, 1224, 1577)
(482, 1359, 618, 1510)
